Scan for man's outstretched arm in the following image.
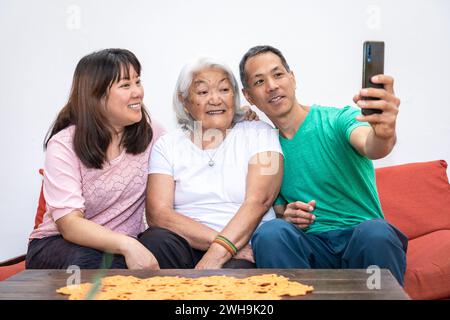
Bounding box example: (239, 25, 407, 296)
(350, 75, 400, 159)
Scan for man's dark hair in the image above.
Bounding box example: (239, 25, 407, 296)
(239, 45, 291, 88)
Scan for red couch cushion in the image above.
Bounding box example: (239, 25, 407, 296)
(376, 160, 450, 240)
(0, 261, 25, 281)
(404, 230, 450, 300)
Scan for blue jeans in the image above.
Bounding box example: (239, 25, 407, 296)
(251, 218, 408, 286)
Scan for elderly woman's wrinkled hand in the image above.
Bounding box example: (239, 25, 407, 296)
(194, 242, 231, 269)
(242, 105, 259, 121)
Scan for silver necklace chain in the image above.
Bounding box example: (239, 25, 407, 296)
(196, 130, 231, 167)
(204, 136, 230, 167)
(205, 147, 219, 167)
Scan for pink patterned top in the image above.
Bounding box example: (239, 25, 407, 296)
(29, 120, 166, 240)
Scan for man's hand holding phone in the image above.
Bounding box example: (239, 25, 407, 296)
(353, 75, 400, 140)
(354, 41, 400, 141)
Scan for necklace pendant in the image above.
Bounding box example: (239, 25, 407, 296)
(208, 160, 215, 167)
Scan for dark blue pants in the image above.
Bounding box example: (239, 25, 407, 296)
(252, 218, 408, 286)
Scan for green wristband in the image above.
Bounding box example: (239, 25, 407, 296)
(216, 235, 237, 254)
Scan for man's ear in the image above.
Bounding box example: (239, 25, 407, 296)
(290, 71, 297, 89)
(242, 88, 254, 106)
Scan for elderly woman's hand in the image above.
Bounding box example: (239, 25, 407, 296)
(194, 242, 231, 269)
(242, 105, 259, 121)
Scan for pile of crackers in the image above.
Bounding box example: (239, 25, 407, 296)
(57, 274, 314, 300)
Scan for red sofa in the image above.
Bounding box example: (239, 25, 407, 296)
(1, 160, 450, 299)
(376, 160, 450, 299)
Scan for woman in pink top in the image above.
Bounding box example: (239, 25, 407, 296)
(26, 49, 166, 269)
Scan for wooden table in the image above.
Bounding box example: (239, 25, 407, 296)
(0, 269, 409, 300)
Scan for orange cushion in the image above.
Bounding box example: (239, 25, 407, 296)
(404, 230, 450, 300)
(0, 261, 25, 281)
(376, 160, 450, 239)
(34, 169, 46, 230)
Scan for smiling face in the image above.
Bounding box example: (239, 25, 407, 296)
(104, 65, 144, 132)
(242, 52, 297, 119)
(184, 67, 235, 133)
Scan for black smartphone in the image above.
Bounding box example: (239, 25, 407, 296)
(361, 41, 384, 115)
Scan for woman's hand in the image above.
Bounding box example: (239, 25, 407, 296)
(233, 244, 255, 263)
(195, 242, 231, 269)
(120, 237, 160, 270)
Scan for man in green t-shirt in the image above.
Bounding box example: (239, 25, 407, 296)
(239, 45, 408, 285)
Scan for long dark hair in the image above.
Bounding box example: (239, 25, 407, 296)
(44, 48, 153, 169)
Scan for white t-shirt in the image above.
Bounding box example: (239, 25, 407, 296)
(148, 120, 283, 232)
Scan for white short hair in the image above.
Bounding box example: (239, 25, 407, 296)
(173, 58, 245, 131)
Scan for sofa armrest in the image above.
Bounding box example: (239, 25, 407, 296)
(0, 254, 26, 267)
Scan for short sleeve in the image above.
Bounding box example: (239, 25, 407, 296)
(148, 135, 174, 176)
(336, 106, 370, 141)
(43, 130, 85, 222)
(246, 121, 283, 159)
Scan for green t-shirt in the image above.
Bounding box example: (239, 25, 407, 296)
(275, 105, 384, 234)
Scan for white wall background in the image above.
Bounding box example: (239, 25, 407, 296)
(1, 0, 449, 260)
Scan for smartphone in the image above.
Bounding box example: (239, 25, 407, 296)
(361, 41, 384, 115)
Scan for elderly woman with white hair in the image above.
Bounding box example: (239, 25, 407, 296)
(140, 58, 284, 269)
